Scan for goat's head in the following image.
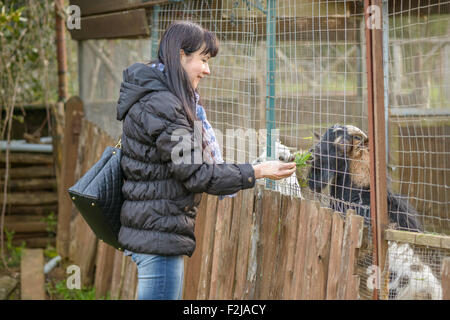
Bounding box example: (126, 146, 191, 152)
(307, 124, 368, 192)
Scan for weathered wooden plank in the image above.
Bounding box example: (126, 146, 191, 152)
(94, 240, 117, 299)
(4, 215, 49, 233)
(69, 214, 98, 287)
(0, 192, 57, 205)
(258, 190, 282, 299)
(232, 188, 255, 299)
(326, 212, 345, 300)
(56, 96, 83, 259)
(220, 192, 242, 299)
(253, 189, 266, 299)
(442, 257, 450, 300)
(7, 204, 57, 216)
(300, 201, 320, 299)
(209, 195, 234, 299)
(0, 166, 55, 178)
(120, 256, 138, 300)
(20, 249, 45, 300)
(196, 194, 218, 299)
(3, 178, 56, 191)
(309, 207, 332, 299)
(109, 250, 127, 300)
(385, 229, 450, 250)
(292, 199, 311, 299)
(276, 195, 300, 299)
(244, 185, 263, 299)
(337, 211, 364, 300)
(183, 193, 208, 300)
(269, 192, 290, 300)
(70, 0, 169, 17)
(69, 9, 150, 40)
(7, 231, 49, 240)
(0, 152, 54, 164)
(12, 237, 55, 249)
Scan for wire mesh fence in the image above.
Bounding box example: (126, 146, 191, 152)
(387, 0, 450, 235)
(382, 0, 450, 301)
(74, 0, 449, 300)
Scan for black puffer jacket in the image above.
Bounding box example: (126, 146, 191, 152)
(116, 62, 256, 257)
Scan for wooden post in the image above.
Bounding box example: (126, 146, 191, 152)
(56, 97, 84, 259)
(20, 249, 45, 300)
(442, 257, 450, 300)
(55, 0, 68, 101)
(364, 0, 389, 300)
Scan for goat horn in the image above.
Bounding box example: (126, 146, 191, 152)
(344, 125, 368, 140)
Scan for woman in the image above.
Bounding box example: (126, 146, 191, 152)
(116, 21, 296, 300)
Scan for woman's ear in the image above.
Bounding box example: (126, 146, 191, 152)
(180, 49, 187, 66)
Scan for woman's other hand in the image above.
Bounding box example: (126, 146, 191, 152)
(253, 161, 296, 180)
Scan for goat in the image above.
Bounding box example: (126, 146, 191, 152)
(307, 124, 444, 300)
(384, 242, 442, 300)
(306, 124, 422, 232)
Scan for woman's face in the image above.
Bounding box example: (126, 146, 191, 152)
(180, 46, 211, 89)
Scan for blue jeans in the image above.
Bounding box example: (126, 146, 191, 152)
(130, 253, 184, 300)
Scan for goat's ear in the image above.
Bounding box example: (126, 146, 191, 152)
(313, 131, 321, 140)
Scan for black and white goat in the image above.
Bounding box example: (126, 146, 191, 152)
(306, 124, 422, 232)
(306, 124, 442, 300)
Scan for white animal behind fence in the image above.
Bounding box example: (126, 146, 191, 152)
(251, 139, 303, 199)
(366, 242, 443, 300)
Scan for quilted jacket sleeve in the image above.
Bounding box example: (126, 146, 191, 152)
(146, 92, 256, 195)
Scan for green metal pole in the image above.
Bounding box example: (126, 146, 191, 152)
(266, 0, 276, 189)
(151, 5, 160, 60)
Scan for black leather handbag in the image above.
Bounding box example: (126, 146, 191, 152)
(67, 139, 124, 251)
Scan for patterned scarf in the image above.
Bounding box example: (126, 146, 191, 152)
(150, 62, 235, 200)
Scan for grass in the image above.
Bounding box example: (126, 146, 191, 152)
(46, 279, 108, 300)
(293, 150, 312, 187)
(3, 229, 26, 268)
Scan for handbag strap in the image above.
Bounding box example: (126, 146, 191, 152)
(114, 137, 122, 149)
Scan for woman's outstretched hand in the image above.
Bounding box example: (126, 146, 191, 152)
(253, 161, 296, 180)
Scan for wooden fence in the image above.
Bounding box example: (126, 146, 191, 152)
(183, 187, 365, 300)
(53, 96, 450, 300)
(60, 113, 366, 299)
(67, 119, 366, 299)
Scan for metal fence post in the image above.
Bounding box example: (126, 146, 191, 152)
(151, 5, 160, 60)
(266, 0, 276, 189)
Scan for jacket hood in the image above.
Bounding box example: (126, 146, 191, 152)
(116, 62, 169, 121)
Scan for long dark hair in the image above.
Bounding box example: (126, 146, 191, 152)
(155, 21, 219, 162)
